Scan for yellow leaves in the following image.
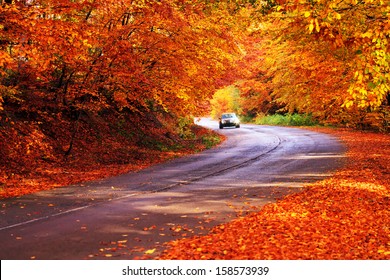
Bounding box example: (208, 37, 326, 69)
(210, 85, 240, 119)
(144, 248, 156, 255)
(315, 19, 320, 33)
(343, 100, 355, 109)
(82, 39, 92, 48)
(176, 89, 190, 101)
(362, 31, 373, 39)
(308, 19, 320, 34)
(377, 250, 390, 256)
(290, 211, 309, 218)
(131, 0, 148, 8)
(290, 212, 297, 218)
(354, 70, 362, 80)
(308, 21, 314, 33)
(347, 39, 390, 110)
(283, 0, 389, 123)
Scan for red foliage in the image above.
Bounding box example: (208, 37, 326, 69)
(0, 114, 221, 199)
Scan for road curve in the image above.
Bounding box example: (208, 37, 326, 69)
(0, 119, 345, 259)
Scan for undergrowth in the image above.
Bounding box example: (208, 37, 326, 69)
(255, 114, 319, 126)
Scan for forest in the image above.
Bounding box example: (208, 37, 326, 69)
(0, 0, 389, 196)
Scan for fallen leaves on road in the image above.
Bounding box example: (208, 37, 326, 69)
(145, 248, 156, 255)
(159, 128, 390, 260)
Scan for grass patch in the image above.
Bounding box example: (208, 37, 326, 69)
(255, 113, 318, 126)
(201, 134, 223, 149)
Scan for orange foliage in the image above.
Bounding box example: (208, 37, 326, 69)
(159, 128, 390, 260)
(232, 0, 390, 130)
(0, 0, 240, 197)
(0, 0, 241, 118)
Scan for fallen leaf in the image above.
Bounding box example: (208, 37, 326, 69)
(145, 248, 156, 254)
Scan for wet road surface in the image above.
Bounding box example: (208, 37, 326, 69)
(0, 119, 345, 259)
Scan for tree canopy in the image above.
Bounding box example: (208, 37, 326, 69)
(1, 0, 389, 133)
(0, 0, 243, 119)
(231, 0, 390, 129)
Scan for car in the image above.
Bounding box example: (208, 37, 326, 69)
(219, 113, 240, 129)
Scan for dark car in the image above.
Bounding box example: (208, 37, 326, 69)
(219, 113, 240, 129)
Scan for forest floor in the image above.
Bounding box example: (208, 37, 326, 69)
(158, 127, 390, 260)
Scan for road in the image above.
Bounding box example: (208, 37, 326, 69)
(0, 119, 345, 259)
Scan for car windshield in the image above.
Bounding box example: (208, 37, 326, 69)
(221, 113, 235, 119)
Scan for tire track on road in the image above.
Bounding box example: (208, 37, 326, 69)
(0, 129, 281, 232)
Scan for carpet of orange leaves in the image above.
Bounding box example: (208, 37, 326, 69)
(158, 128, 390, 260)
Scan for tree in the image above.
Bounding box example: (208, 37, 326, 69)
(210, 85, 241, 119)
(0, 0, 244, 153)
(233, 0, 389, 130)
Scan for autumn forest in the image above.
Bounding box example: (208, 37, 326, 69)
(1, 0, 389, 196)
(1, 0, 390, 262)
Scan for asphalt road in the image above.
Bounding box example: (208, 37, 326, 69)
(0, 119, 345, 259)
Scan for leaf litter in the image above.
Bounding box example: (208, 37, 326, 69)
(158, 128, 390, 260)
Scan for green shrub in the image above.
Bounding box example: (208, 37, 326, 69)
(255, 114, 318, 126)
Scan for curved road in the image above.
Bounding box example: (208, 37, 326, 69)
(0, 119, 345, 259)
